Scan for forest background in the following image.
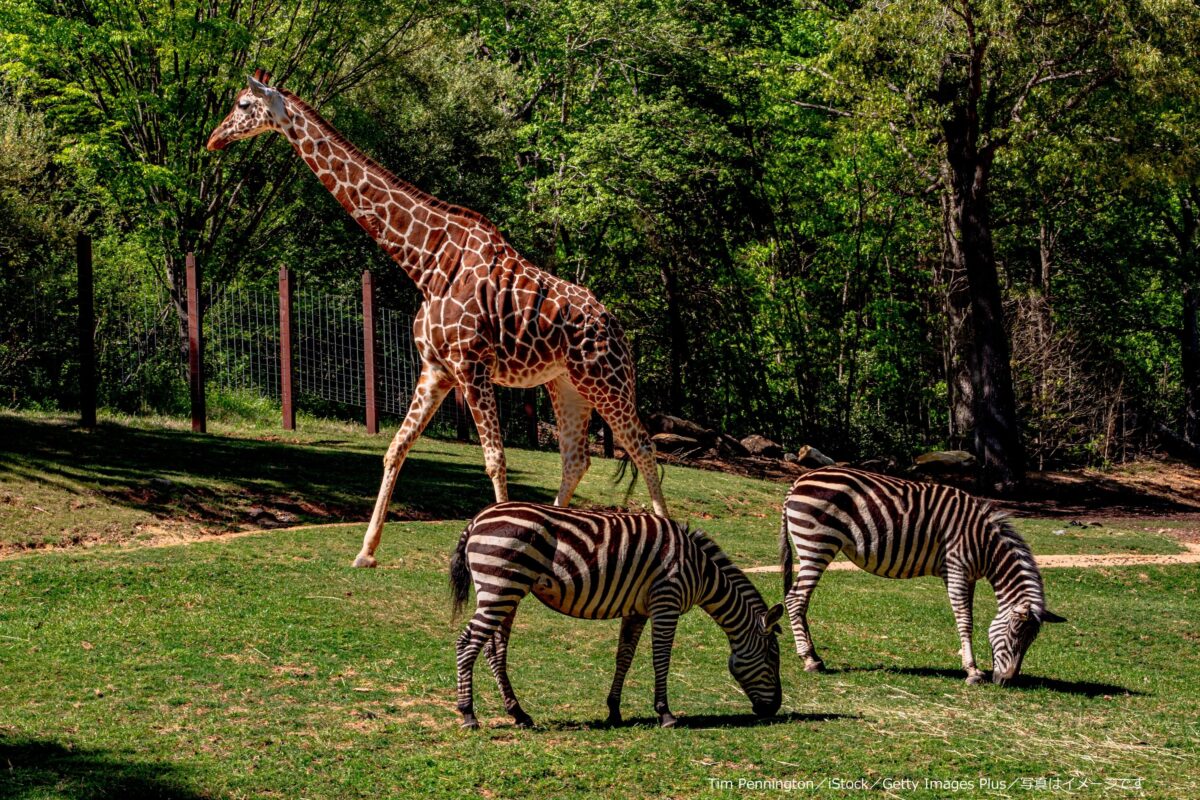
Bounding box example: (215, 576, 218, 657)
(2, 0, 1198, 490)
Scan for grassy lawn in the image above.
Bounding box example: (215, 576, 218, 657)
(1, 409, 1198, 797)
(0, 410, 1187, 563)
(0, 522, 1197, 799)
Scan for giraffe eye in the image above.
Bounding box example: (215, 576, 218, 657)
(237, 99, 251, 110)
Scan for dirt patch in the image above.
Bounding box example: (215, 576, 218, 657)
(747, 541, 1200, 575)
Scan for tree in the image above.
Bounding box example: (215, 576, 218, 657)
(796, 0, 1129, 488)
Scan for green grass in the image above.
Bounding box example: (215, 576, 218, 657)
(1, 409, 1198, 797)
(0, 523, 1197, 799)
(0, 410, 1188, 563)
(1015, 519, 1187, 556)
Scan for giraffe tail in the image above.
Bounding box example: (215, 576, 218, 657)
(449, 525, 473, 620)
(613, 453, 666, 508)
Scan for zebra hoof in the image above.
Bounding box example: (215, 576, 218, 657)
(460, 718, 480, 730)
(513, 714, 534, 728)
(965, 673, 986, 686)
(804, 659, 825, 673)
(606, 713, 622, 726)
(659, 713, 677, 728)
(351, 554, 377, 569)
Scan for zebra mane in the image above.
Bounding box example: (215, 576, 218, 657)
(688, 527, 768, 613)
(984, 506, 1046, 611)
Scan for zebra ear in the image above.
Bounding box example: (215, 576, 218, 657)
(761, 604, 784, 634)
(1038, 609, 1067, 624)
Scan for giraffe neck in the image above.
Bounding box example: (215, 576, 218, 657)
(276, 92, 478, 298)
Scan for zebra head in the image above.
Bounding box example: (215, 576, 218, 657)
(728, 603, 784, 717)
(988, 603, 1066, 685)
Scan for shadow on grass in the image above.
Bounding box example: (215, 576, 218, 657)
(0, 737, 203, 799)
(0, 413, 555, 529)
(537, 711, 855, 731)
(822, 665, 1141, 697)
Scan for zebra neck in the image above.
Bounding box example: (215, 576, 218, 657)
(698, 549, 763, 642)
(984, 530, 1046, 613)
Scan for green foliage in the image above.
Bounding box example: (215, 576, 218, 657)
(1, 0, 1199, 465)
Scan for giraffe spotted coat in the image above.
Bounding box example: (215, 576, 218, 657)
(206, 71, 669, 567)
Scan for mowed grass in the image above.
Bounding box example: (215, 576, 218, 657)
(1, 523, 1198, 799)
(0, 410, 1187, 563)
(1, 409, 1198, 797)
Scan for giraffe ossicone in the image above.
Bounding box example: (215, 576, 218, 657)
(207, 71, 670, 566)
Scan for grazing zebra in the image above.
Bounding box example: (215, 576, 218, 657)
(779, 467, 1065, 685)
(450, 502, 783, 729)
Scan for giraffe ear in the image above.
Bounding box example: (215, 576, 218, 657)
(248, 75, 288, 122)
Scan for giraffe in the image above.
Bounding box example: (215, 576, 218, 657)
(206, 70, 669, 567)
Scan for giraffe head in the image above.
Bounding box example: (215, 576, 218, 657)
(206, 69, 290, 151)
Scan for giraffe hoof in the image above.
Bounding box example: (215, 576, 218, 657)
(352, 554, 377, 569)
(804, 659, 825, 673)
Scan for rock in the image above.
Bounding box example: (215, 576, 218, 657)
(797, 445, 836, 467)
(647, 414, 719, 447)
(717, 433, 750, 457)
(912, 450, 975, 472)
(652, 432, 703, 453)
(783, 453, 798, 463)
(740, 434, 785, 459)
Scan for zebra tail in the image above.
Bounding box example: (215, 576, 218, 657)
(449, 525, 473, 620)
(779, 509, 794, 595)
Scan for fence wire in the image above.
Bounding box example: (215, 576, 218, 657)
(204, 278, 534, 440)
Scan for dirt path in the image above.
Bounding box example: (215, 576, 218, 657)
(746, 541, 1200, 574)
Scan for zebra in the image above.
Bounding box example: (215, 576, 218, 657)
(779, 466, 1065, 685)
(450, 501, 784, 729)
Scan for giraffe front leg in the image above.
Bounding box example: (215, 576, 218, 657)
(945, 570, 983, 684)
(546, 377, 593, 508)
(354, 362, 452, 568)
(461, 369, 508, 503)
(606, 614, 647, 725)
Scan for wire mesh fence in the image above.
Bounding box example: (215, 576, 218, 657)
(8, 249, 544, 442)
(201, 272, 536, 441)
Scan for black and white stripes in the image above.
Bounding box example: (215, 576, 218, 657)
(450, 502, 783, 728)
(780, 467, 1065, 684)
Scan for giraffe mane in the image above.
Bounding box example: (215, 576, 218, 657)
(279, 89, 496, 230)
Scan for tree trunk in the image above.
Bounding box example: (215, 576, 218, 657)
(937, 176, 976, 447)
(662, 264, 686, 416)
(1183, 284, 1199, 444)
(943, 126, 1025, 491)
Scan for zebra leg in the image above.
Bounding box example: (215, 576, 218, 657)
(784, 551, 836, 672)
(456, 581, 531, 729)
(649, 611, 681, 727)
(945, 571, 984, 684)
(483, 610, 534, 727)
(606, 614, 647, 725)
